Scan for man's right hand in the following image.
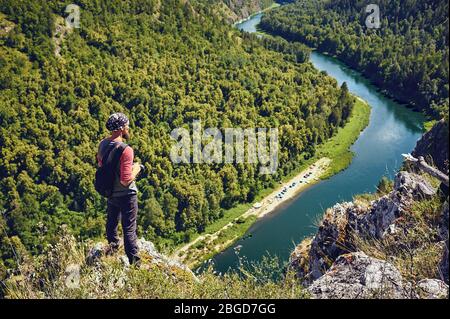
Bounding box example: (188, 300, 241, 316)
(120, 163, 141, 187)
(132, 162, 142, 176)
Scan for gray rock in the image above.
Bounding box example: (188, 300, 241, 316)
(307, 202, 354, 282)
(290, 170, 441, 290)
(350, 195, 399, 239)
(394, 171, 437, 199)
(308, 252, 410, 299)
(86, 239, 199, 282)
(119, 255, 130, 267)
(412, 119, 449, 174)
(416, 279, 449, 299)
(137, 238, 199, 282)
(137, 238, 159, 258)
(288, 202, 358, 284)
(349, 171, 436, 239)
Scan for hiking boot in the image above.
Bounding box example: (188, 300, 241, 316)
(104, 242, 120, 256)
(129, 255, 141, 267)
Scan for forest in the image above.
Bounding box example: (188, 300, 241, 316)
(0, 0, 354, 277)
(260, 0, 449, 119)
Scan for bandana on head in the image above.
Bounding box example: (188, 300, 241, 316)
(106, 112, 129, 132)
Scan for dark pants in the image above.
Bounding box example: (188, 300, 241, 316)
(106, 194, 139, 264)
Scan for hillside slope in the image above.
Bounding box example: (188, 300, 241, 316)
(260, 0, 449, 118)
(289, 121, 449, 298)
(4, 121, 448, 299)
(213, 0, 276, 23)
(0, 0, 355, 277)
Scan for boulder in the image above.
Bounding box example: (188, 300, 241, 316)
(307, 252, 411, 299)
(86, 238, 199, 282)
(348, 171, 436, 239)
(416, 279, 449, 299)
(290, 171, 439, 286)
(306, 202, 354, 282)
(289, 202, 363, 284)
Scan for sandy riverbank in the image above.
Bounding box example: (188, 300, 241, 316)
(243, 157, 331, 219)
(172, 157, 331, 263)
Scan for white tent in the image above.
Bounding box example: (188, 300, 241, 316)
(253, 202, 262, 209)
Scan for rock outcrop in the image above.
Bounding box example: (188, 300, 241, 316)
(290, 171, 439, 283)
(412, 119, 449, 174)
(307, 252, 412, 299)
(348, 171, 437, 239)
(225, 0, 272, 21)
(307, 253, 449, 299)
(416, 279, 449, 299)
(291, 119, 450, 299)
(87, 238, 199, 282)
(289, 166, 448, 298)
(290, 202, 356, 283)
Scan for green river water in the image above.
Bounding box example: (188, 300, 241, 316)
(206, 11, 425, 274)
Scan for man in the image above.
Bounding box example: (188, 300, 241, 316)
(97, 112, 142, 265)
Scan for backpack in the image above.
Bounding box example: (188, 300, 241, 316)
(94, 142, 127, 197)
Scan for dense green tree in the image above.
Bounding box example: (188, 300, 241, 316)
(260, 0, 449, 119)
(0, 0, 355, 267)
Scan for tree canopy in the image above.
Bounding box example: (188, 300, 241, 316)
(260, 0, 449, 119)
(0, 0, 355, 275)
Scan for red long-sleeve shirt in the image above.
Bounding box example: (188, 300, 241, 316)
(97, 141, 134, 185)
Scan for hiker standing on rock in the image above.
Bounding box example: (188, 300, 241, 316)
(96, 112, 142, 265)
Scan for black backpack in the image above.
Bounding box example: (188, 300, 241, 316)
(94, 142, 127, 198)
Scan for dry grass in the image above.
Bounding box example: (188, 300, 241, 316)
(3, 227, 309, 299)
(351, 194, 445, 283)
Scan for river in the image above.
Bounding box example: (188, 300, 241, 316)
(206, 10, 425, 274)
